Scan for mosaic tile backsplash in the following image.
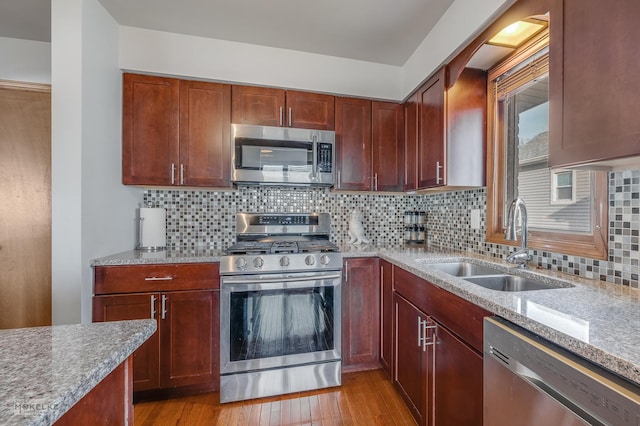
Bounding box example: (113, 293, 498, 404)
(144, 169, 640, 288)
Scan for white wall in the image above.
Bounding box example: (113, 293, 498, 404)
(0, 37, 51, 84)
(52, 0, 141, 325)
(119, 26, 403, 101)
(401, 0, 513, 97)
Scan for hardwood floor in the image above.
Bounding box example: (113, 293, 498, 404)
(134, 369, 416, 425)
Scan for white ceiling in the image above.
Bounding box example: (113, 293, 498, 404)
(0, 0, 456, 66)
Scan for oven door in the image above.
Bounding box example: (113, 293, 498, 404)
(220, 271, 341, 375)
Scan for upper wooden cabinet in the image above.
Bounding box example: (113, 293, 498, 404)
(408, 67, 486, 190)
(403, 92, 419, 191)
(335, 97, 403, 191)
(549, 0, 640, 167)
(372, 101, 404, 192)
(122, 74, 231, 187)
(417, 68, 447, 189)
(335, 97, 372, 190)
(231, 85, 335, 130)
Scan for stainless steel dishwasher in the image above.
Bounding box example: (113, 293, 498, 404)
(484, 317, 640, 426)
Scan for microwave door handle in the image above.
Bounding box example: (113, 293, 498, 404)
(312, 136, 318, 179)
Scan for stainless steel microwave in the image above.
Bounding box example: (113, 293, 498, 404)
(231, 124, 335, 186)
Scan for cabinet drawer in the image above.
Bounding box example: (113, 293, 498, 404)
(95, 263, 220, 294)
(394, 266, 490, 353)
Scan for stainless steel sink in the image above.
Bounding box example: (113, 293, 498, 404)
(464, 275, 572, 292)
(428, 262, 504, 277)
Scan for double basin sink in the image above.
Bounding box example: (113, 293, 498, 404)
(427, 261, 573, 292)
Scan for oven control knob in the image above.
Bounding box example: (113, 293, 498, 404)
(235, 257, 247, 270)
(279, 256, 290, 267)
(253, 257, 264, 268)
(305, 255, 316, 266)
(320, 255, 331, 265)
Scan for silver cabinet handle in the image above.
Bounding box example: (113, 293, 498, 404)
(180, 164, 185, 185)
(337, 170, 341, 189)
(312, 136, 318, 179)
(436, 161, 443, 184)
(279, 106, 283, 127)
(171, 163, 176, 184)
(344, 260, 349, 282)
(144, 276, 173, 281)
(161, 295, 168, 320)
(150, 295, 156, 319)
(417, 316, 423, 347)
(422, 318, 437, 351)
(374, 173, 378, 191)
(288, 107, 292, 127)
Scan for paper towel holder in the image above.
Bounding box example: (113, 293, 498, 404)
(136, 208, 167, 251)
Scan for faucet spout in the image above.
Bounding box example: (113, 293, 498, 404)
(505, 197, 531, 268)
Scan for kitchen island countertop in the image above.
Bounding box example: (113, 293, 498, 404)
(0, 319, 156, 425)
(92, 246, 640, 387)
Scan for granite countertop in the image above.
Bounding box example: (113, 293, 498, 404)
(91, 246, 640, 387)
(0, 319, 156, 426)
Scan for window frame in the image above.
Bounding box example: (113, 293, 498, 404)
(485, 30, 608, 260)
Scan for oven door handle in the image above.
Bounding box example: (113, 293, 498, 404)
(222, 273, 342, 285)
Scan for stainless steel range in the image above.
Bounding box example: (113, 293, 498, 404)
(219, 212, 342, 403)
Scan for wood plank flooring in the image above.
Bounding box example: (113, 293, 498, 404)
(134, 369, 416, 425)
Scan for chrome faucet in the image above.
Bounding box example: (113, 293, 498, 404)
(505, 197, 531, 268)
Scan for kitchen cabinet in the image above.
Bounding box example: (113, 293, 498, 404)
(342, 257, 380, 372)
(93, 263, 220, 395)
(394, 293, 432, 425)
(403, 92, 419, 191)
(392, 266, 489, 425)
(411, 67, 486, 190)
(372, 101, 404, 191)
(231, 85, 335, 130)
(417, 68, 447, 189)
(549, 0, 640, 167)
(122, 74, 231, 187)
(335, 98, 403, 191)
(335, 97, 372, 190)
(379, 259, 393, 378)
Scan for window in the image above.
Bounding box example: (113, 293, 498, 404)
(486, 29, 607, 259)
(551, 170, 576, 205)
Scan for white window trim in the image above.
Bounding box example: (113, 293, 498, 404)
(550, 169, 576, 205)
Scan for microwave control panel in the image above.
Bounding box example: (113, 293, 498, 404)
(317, 143, 333, 173)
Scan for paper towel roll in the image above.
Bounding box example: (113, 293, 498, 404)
(137, 208, 166, 250)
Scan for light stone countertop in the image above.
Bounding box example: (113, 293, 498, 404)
(91, 246, 640, 387)
(0, 319, 156, 426)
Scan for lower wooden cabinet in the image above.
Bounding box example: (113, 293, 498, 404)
(394, 293, 432, 425)
(433, 324, 483, 426)
(379, 260, 393, 378)
(342, 257, 380, 371)
(93, 263, 219, 395)
(392, 264, 488, 426)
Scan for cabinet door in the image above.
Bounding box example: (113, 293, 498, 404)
(549, 0, 640, 167)
(335, 97, 372, 190)
(379, 260, 393, 378)
(93, 294, 160, 391)
(286, 90, 335, 130)
(394, 293, 431, 426)
(179, 81, 231, 187)
(403, 92, 419, 191)
(160, 290, 218, 390)
(231, 85, 285, 126)
(122, 74, 179, 185)
(372, 101, 404, 192)
(434, 325, 483, 426)
(418, 68, 446, 189)
(342, 257, 380, 370)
